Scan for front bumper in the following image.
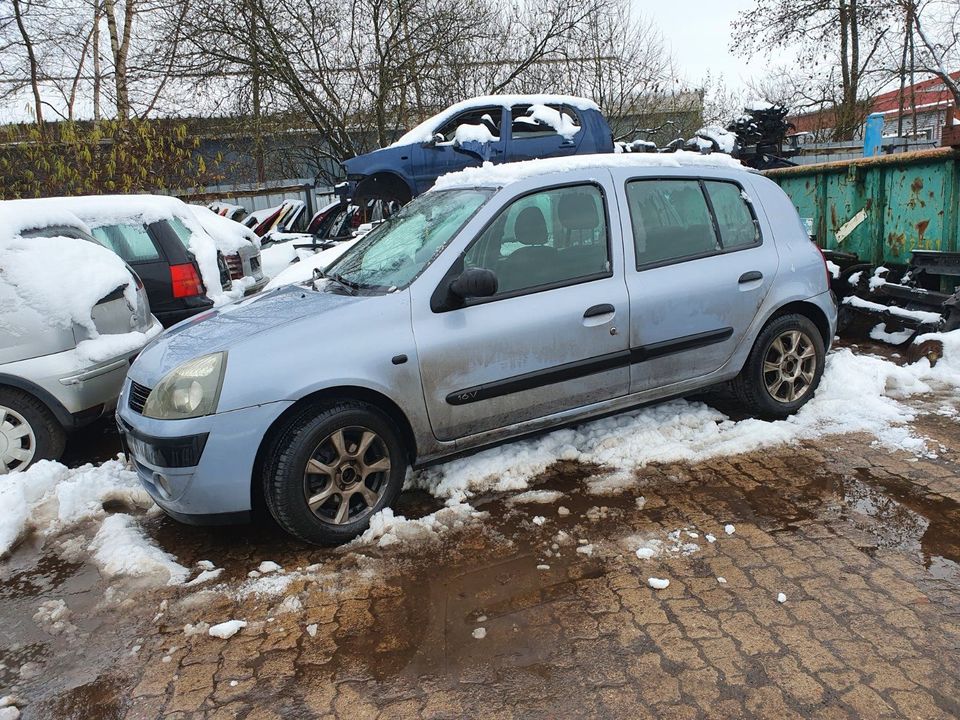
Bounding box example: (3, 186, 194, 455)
(116, 382, 293, 520)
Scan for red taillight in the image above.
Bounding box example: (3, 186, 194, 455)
(170, 263, 204, 298)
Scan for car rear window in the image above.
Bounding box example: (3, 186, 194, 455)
(91, 223, 162, 263)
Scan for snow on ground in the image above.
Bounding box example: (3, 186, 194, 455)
(350, 504, 482, 549)
(410, 340, 960, 503)
(89, 514, 189, 586)
(869, 323, 914, 345)
(6, 334, 960, 590)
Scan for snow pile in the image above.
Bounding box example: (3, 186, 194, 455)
(33, 599, 76, 636)
(507, 489, 564, 505)
(0, 232, 138, 337)
(648, 577, 670, 590)
(870, 323, 913, 345)
(390, 94, 598, 147)
(0, 459, 153, 556)
(208, 620, 246, 639)
(412, 341, 960, 503)
(693, 126, 737, 154)
(351, 504, 481, 548)
(522, 104, 581, 139)
(453, 123, 498, 145)
(432, 151, 746, 191)
(89, 514, 189, 586)
(75, 324, 163, 363)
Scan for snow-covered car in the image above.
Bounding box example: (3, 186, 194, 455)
(341, 94, 615, 208)
(0, 202, 162, 472)
(117, 153, 836, 545)
(47, 196, 267, 312)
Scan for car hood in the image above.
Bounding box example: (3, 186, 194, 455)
(343, 145, 408, 175)
(129, 284, 361, 386)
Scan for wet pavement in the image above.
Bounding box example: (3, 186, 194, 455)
(4, 354, 960, 717)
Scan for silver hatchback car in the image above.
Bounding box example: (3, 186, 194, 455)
(117, 155, 837, 544)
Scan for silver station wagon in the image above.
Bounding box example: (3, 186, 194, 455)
(117, 154, 837, 545)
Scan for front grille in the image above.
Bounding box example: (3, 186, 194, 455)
(226, 254, 243, 280)
(128, 380, 151, 414)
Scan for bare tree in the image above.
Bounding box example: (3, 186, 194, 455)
(733, 0, 894, 139)
(910, 0, 960, 108)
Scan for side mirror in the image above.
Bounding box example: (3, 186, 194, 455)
(422, 132, 445, 148)
(450, 267, 497, 299)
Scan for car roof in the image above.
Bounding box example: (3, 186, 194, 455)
(430, 152, 754, 192)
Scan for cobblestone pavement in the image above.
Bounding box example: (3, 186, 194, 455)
(4, 378, 960, 718)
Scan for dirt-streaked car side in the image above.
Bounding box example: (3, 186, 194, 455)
(117, 153, 836, 544)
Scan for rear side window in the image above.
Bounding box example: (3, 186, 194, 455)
(91, 223, 161, 263)
(704, 181, 759, 249)
(510, 104, 580, 139)
(626, 180, 719, 267)
(168, 216, 194, 245)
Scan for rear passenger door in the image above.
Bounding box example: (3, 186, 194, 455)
(507, 104, 582, 162)
(610, 171, 780, 393)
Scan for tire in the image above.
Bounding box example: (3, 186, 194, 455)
(0, 388, 66, 473)
(262, 400, 407, 545)
(732, 314, 826, 420)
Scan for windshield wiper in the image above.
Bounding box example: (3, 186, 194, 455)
(329, 271, 361, 295)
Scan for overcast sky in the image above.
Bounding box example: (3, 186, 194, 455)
(642, 0, 768, 90)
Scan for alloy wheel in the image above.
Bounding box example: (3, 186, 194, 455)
(763, 329, 818, 404)
(302, 426, 391, 525)
(0, 405, 36, 473)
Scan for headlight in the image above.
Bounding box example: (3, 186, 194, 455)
(142, 352, 227, 420)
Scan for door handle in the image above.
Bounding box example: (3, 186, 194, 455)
(738, 271, 763, 283)
(583, 303, 615, 318)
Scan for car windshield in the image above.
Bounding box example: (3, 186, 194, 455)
(325, 188, 493, 291)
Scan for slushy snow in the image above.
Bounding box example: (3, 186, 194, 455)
(208, 620, 247, 639)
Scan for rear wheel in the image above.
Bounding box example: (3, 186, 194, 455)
(732, 314, 825, 419)
(0, 388, 66, 474)
(262, 401, 406, 545)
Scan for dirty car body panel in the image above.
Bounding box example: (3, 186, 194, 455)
(117, 156, 836, 524)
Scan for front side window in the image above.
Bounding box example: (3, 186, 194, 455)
(462, 184, 609, 296)
(626, 180, 719, 267)
(435, 108, 502, 143)
(91, 223, 161, 263)
(326, 189, 492, 292)
(704, 181, 760, 249)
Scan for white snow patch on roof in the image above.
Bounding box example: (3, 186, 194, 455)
(390, 94, 598, 147)
(431, 152, 746, 191)
(0, 228, 138, 336)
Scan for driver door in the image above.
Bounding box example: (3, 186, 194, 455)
(413, 106, 506, 194)
(412, 180, 630, 442)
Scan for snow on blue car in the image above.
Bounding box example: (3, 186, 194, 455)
(341, 94, 615, 208)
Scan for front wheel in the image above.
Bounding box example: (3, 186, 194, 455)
(732, 314, 826, 420)
(0, 388, 66, 474)
(262, 401, 407, 545)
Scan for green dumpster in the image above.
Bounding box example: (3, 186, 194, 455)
(765, 147, 960, 268)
